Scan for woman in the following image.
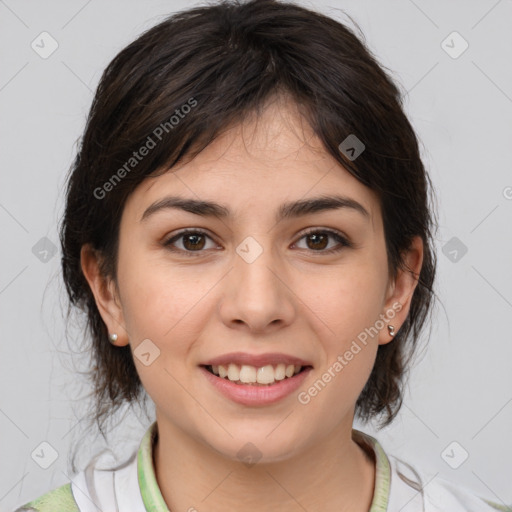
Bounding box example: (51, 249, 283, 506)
(14, 0, 511, 510)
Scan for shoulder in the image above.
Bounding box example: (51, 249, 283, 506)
(13, 429, 150, 512)
(424, 476, 512, 512)
(13, 482, 80, 512)
(387, 453, 512, 512)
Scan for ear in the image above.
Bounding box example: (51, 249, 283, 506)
(378, 235, 424, 345)
(80, 244, 129, 346)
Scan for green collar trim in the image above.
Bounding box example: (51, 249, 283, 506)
(138, 422, 170, 512)
(137, 422, 391, 512)
(352, 429, 392, 512)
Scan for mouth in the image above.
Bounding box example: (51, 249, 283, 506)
(200, 363, 313, 386)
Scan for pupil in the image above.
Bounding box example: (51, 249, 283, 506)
(308, 233, 327, 250)
(184, 234, 204, 250)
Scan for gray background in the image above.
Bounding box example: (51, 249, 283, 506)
(1, 0, 511, 510)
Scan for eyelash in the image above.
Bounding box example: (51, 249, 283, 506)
(162, 228, 352, 257)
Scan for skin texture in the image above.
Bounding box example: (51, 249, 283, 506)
(82, 94, 423, 512)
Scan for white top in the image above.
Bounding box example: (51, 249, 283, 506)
(16, 421, 512, 512)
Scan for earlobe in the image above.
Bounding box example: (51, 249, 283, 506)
(80, 244, 129, 346)
(378, 236, 424, 345)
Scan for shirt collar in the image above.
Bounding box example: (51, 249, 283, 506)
(137, 421, 169, 511)
(137, 421, 391, 511)
(352, 429, 392, 511)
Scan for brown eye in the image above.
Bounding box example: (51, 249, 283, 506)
(181, 233, 206, 250)
(294, 229, 352, 254)
(305, 232, 329, 250)
(163, 229, 217, 256)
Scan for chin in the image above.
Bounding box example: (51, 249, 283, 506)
(204, 430, 304, 466)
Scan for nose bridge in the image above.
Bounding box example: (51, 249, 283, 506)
(234, 233, 281, 296)
(221, 232, 295, 330)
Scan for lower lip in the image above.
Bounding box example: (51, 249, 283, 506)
(199, 366, 313, 406)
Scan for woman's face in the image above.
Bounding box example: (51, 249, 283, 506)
(84, 97, 422, 463)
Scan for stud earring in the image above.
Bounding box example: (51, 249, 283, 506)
(108, 333, 118, 343)
(387, 325, 395, 337)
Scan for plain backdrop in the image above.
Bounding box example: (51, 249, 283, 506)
(1, 0, 511, 510)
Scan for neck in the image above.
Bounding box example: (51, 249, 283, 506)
(152, 419, 376, 512)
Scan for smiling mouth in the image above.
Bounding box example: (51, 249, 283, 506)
(201, 363, 312, 386)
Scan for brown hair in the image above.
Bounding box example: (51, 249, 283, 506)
(60, 0, 437, 468)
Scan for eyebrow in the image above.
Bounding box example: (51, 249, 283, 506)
(140, 194, 370, 223)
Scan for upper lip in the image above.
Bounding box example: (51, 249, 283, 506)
(201, 352, 313, 368)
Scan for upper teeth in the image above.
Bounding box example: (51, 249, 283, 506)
(211, 363, 302, 384)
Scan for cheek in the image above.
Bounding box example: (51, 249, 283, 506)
(298, 278, 381, 425)
(116, 256, 207, 408)
(307, 262, 387, 344)
(116, 242, 204, 338)
(297, 261, 385, 405)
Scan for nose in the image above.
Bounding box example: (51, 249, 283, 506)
(218, 236, 296, 333)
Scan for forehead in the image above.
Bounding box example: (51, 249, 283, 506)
(123, 97, 380, 230)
